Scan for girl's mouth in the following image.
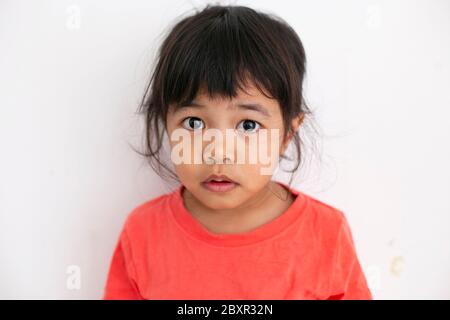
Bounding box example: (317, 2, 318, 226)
(201, 180, 238, 193)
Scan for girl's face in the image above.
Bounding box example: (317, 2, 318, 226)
(166, 82, 301, 210)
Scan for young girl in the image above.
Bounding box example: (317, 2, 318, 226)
(103, 4, 373, 300)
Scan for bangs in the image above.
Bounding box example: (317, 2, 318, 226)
(157, 5, 300, 113)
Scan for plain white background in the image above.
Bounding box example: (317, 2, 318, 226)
(1, 0, 449, 299)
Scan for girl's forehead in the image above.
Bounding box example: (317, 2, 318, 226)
(191, 83, 277, 108)
(167, 79, 280, 116)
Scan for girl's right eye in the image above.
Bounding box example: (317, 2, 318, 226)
(181, 117, 205, 130)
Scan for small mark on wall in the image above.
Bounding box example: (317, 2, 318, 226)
(387, 238, 395, 247)
(390, 256, 405, 277)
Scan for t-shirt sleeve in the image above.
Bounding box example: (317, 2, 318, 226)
(327, 212, 373, 300)
(102, 223, 144, 300)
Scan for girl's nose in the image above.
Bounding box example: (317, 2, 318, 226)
(202, 128, 235, 165)
(204, 153, 232, 165)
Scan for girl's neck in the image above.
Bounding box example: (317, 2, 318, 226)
(182, 181, 295, 234)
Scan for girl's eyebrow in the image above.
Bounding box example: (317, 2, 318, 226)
(178, 101, 271, 118)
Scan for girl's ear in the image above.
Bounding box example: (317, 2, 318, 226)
(280, 112, 305, 154)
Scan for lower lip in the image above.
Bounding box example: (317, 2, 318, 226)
(202, 181, 238, 193)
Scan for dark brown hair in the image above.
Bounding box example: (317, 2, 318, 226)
(135, 4, 318, 188)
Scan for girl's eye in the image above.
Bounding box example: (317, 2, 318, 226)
(181, 117, 205, 130)
(236, 119, 261, 134)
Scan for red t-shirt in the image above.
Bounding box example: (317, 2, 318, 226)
(103, 182, 373, 300)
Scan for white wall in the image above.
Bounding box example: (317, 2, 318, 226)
(0, 0, 449, 299)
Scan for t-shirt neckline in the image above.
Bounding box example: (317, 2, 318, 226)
(169, 181, 307, 247)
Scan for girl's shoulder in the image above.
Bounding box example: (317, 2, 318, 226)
(294, 191, 359, 256)
(285, 182, 345, 227)
(121, 188, 178, 232)
(296, 190, 348, 231)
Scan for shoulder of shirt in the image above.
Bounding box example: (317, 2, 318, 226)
(296, 191, 353, 250)
(297, 190, 347, 229)
(122, 188, 176, 231)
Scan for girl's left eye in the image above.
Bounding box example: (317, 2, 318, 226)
(236, 120, 261, 134)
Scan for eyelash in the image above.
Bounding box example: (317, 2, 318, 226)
(180, 117, 263, 134)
